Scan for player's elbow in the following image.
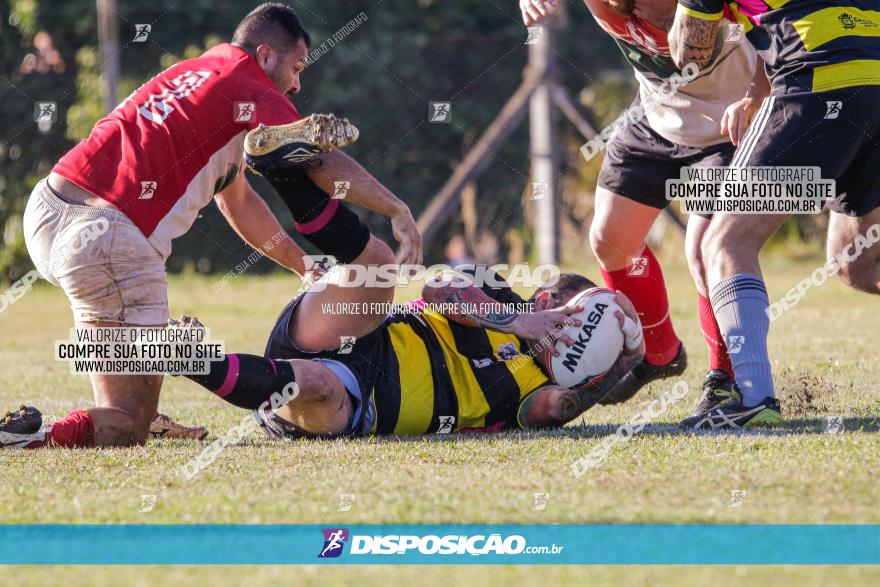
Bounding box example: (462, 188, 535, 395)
(669, 42, 706, 72)
(421, 274, 451, 303)
(668, 24, 685, 69)
(669, 42, 686, 71)
(214, 195, 232, 217)
(668, 18, 717, 72)
(687, 55, 713, 72)
(214, 190, 245, 221)
(420, 281, 437, 303)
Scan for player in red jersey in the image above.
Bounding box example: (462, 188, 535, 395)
(2, 3, 420, 449)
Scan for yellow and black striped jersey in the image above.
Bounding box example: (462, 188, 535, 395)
(366, 290, 549, 436)
(678, 0, 880, 93)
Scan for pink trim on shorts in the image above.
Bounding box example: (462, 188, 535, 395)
(215, 354, 240, 398)
(294, 199, 339, 234)
(460, 421, 506, 434)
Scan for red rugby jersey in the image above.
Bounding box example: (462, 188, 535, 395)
(53, 43, 300, 257)
(583, 0, 737, 60)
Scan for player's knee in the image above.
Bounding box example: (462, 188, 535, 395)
(100, 408, 150, 447)
(131, 422, 151, 445)
(685, 231, 704, 271)
(127, 407, 156, 445)
(702, 222, 745, 270)
(589, 223, 632, 268)
(837, 259, 880, 294)
(701, 229, 723, 276)
(357, 235, 395, 268)
(301, 200, 371, 264)
(685, 236, 709, 293)
(292, 361, 346, 404)
(310, 369, 341, 403)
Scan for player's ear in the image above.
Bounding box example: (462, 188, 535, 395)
(532, 290, 555, 312)
(254, 44, 273, 67)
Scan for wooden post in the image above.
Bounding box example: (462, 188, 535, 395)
(413, 2, 675, 259)
(528, 20, 560, 265)
(415, 78, 538, 247)
(96, 0, 120, 113)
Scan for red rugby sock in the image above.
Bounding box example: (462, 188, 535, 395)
(698, 293, 733, 376)
(599, 246, 680, 365)
(45, 409, 96, 448)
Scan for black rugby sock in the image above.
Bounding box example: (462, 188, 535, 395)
(264, 167, 331, 225)
(185, 354, 297, 410)
(262, 167, 370, 263)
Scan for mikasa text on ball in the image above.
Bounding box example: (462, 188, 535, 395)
(546, 287, 624, 390)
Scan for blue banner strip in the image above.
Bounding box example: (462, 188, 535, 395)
(1, 524, 878, 564)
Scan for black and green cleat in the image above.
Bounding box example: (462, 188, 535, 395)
(692, 369, 738, 416)
(680, 396, 783, 430)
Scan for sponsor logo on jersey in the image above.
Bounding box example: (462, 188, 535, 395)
(497, 342, 520, 361)
(838, 12, 878, 30)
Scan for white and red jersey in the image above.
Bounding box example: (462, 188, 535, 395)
(53, 43, 300, 258)
(582, 0, 756, 148)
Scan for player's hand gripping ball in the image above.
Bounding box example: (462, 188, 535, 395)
(545, 288, 640, 390)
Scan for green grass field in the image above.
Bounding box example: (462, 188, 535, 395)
(1, 253, 878, 584)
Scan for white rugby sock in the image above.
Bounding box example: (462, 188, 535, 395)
(709, 274, 775, 406)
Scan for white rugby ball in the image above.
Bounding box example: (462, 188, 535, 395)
(545, 287, 625, 390)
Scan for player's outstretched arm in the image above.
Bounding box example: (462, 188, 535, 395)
(668, 2, 722, 70)
(215, 170, 309, 276)
(303, 150, 422, 265)
(421, 270, 584, 356)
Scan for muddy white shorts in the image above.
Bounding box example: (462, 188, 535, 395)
(23, 178, 169, 325)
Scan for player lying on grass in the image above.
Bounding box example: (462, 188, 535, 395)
(669, 0, 880, 428)
(175, 265, 645, 438)
(178, 134, 642, 436)
(0, 3, 420, 449)
(521, 0, 769, 414)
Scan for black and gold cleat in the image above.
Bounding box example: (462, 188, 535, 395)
(150, 413, 209, 441)
(244, 113, 359, 171)
(0, 405, 47, 448)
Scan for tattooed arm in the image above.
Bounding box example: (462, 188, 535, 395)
(517, 351, 644, 428)
(421, 271, 583, 356)
(633, 0, 679, 30)
(668, 3, 723, 70)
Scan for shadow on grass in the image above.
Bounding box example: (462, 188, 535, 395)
(193, 415, 879, 447)
(344, 415, 880, 445)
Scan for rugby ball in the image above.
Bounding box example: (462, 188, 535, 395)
(545, 287, 625, 390)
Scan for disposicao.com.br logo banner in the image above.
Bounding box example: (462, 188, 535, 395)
(1, 524, 878, 564)
(317, 527, 563, 559)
